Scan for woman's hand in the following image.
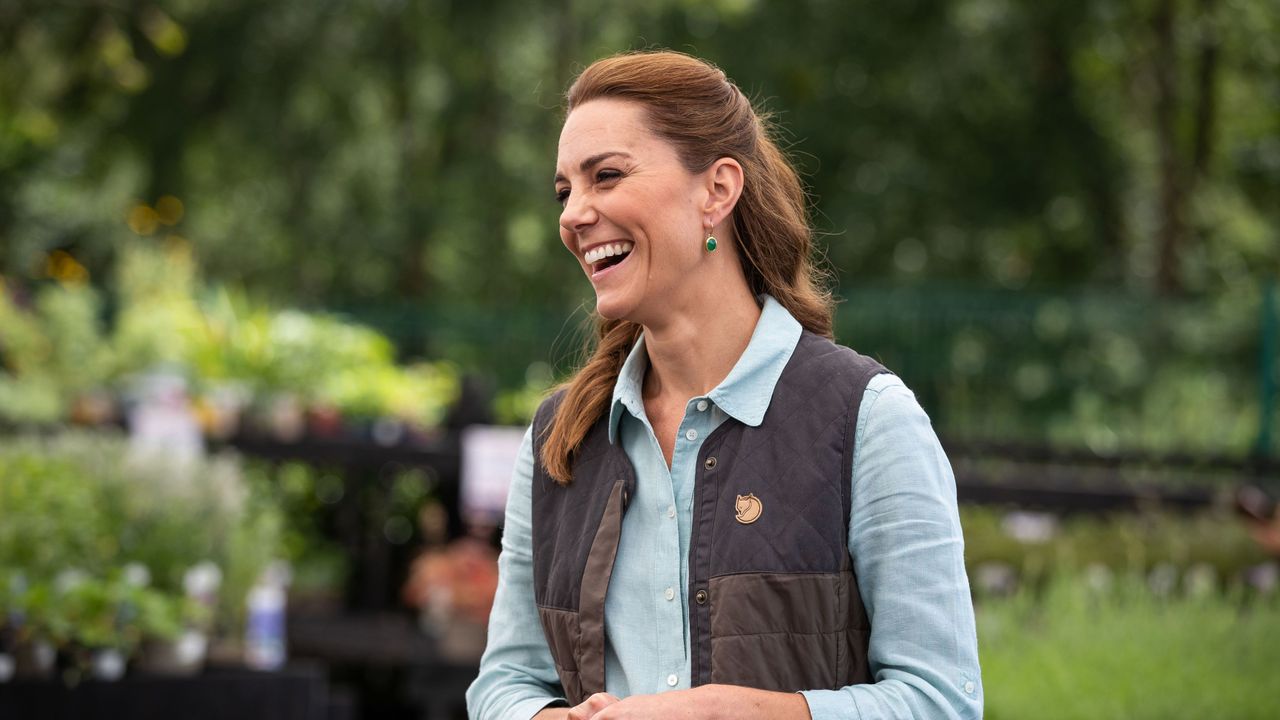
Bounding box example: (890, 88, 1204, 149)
(529, 692, 623, 719)
(567, 692, 622, 719)
(559, 685, 811, 720)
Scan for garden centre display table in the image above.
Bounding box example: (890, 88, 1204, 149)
(223, 433, 463, 612)
(0, 663, 349, 720)
(288, 611, 477, 720)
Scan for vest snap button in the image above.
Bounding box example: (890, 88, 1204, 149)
(703, 456, 717, 470)
(695, 589, 708, 605)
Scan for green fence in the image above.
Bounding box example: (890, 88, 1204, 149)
(834, 282, 1273, 460)
(339, 281, 1278, 461)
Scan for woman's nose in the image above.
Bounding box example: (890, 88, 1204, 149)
(559, 191, 597, 235)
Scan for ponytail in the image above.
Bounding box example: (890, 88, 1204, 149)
(541, 318, 642, 484)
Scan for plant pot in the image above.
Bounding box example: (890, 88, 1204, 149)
(370, 417, 406, 447)
(53, 644, 127, 684)
(91, 648, 126, 681)
(13, 639, 55, 679)
(69, 390, 118, 427)
(136, 630, 207, 676)
(305, 405, 344, 439)
(266, 395, 305, 442)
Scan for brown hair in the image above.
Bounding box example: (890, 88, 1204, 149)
(542, 50, 834, 484)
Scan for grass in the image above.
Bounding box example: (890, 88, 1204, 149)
(977, 573, 1280, 719)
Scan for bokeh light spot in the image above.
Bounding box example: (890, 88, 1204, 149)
(141, 8, 188, 57)
(128, 204, 160, 235)
(156, 195, 185, 225)
(45, 250, 90, 284)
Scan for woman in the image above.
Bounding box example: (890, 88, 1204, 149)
(467, 51, 982, 720)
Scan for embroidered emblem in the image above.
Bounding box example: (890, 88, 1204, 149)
(734, 493, 763, 525)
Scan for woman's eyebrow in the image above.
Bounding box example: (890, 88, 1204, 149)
(554, 151, 634, 184)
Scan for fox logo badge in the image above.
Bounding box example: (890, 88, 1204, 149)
(734, 493, 763, 525)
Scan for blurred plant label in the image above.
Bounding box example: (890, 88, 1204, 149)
(460, 426, 527, 526)
(127, 369, 205, 467)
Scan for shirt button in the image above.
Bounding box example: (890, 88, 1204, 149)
(666, 505, 676, 519)
(666, 674, 678, 687)
(696, 400, 708, 412)
(664, 587, 675, 601)
(695, 589, 708, 605)
(963, 681, 975, 694)
(685, 429, 697, 441)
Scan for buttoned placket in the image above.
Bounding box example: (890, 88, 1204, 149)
(621, 393, 720, 694)
(663, 395, 718, 692)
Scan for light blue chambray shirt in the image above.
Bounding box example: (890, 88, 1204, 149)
(467, 297, 983, 720)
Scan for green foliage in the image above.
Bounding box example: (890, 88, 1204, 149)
(187, 290, 398, 402)
(979, 572, 1280, 719)
(0, 279, 112, 423)
(7, 1, 1274, 300)
(7, 572, 197, 653)
(320, 361, 458, 426)
(840, 283, 1265, 455)
(252, 461, 348, 597)
(961, 506, 1269, 590)
(969, 506, 1280, 717)
(111, 239, 205, 372)
(494, 361, 558, 425)
(0, 431, 282, 645)
(0, 242, 460, 428)
(35, 281, 114, 391)
(0, 1, 1277, 455)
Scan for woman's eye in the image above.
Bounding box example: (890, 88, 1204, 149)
(555, 170, 621, 205)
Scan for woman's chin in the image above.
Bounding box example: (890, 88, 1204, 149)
(593, 298, 627, 322)
(593, 292, 638, 323)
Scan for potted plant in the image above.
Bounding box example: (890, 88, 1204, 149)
(0, 431, 283, 679)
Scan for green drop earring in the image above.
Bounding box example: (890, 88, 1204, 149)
(705, 227, 718, 253)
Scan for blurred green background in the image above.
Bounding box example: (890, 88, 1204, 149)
(2, 1, 1280, 718)
(3, 0, 1277, 456)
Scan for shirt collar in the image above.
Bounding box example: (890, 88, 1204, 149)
(607, 295, 803, 443)
(608, 331, 650, 444)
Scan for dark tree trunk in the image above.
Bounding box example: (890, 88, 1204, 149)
(1153, 0, 1186, 296)
(1191, 0, 1220, 181)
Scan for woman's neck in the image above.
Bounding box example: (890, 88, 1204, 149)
(639, 280, 762, 404)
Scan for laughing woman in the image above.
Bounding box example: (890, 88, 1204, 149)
(466, 51, 983, 720)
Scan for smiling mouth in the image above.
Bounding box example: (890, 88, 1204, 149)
(585, 241, 634, 275)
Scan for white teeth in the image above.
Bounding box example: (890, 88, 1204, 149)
(584, 241, 634, 265)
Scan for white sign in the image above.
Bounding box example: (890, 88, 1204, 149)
(127, 369, 204, 469)
(460, 425, 527, 526)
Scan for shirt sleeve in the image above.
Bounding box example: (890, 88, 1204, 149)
(466, 425, 570, 720)
(800, 375, 983, 720)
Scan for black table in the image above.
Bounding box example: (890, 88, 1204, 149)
(0, 663, 347, 720)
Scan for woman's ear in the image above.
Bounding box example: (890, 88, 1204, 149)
(701, 157, 744, 228)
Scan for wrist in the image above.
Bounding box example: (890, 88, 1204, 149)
(698, 684, 811, 720)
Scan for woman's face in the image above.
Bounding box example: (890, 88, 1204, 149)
(555, 98, 707, 322)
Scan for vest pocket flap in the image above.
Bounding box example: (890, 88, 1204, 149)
(708, 571, 859, 636)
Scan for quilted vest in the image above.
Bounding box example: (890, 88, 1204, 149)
(529, 330, 889, 704)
